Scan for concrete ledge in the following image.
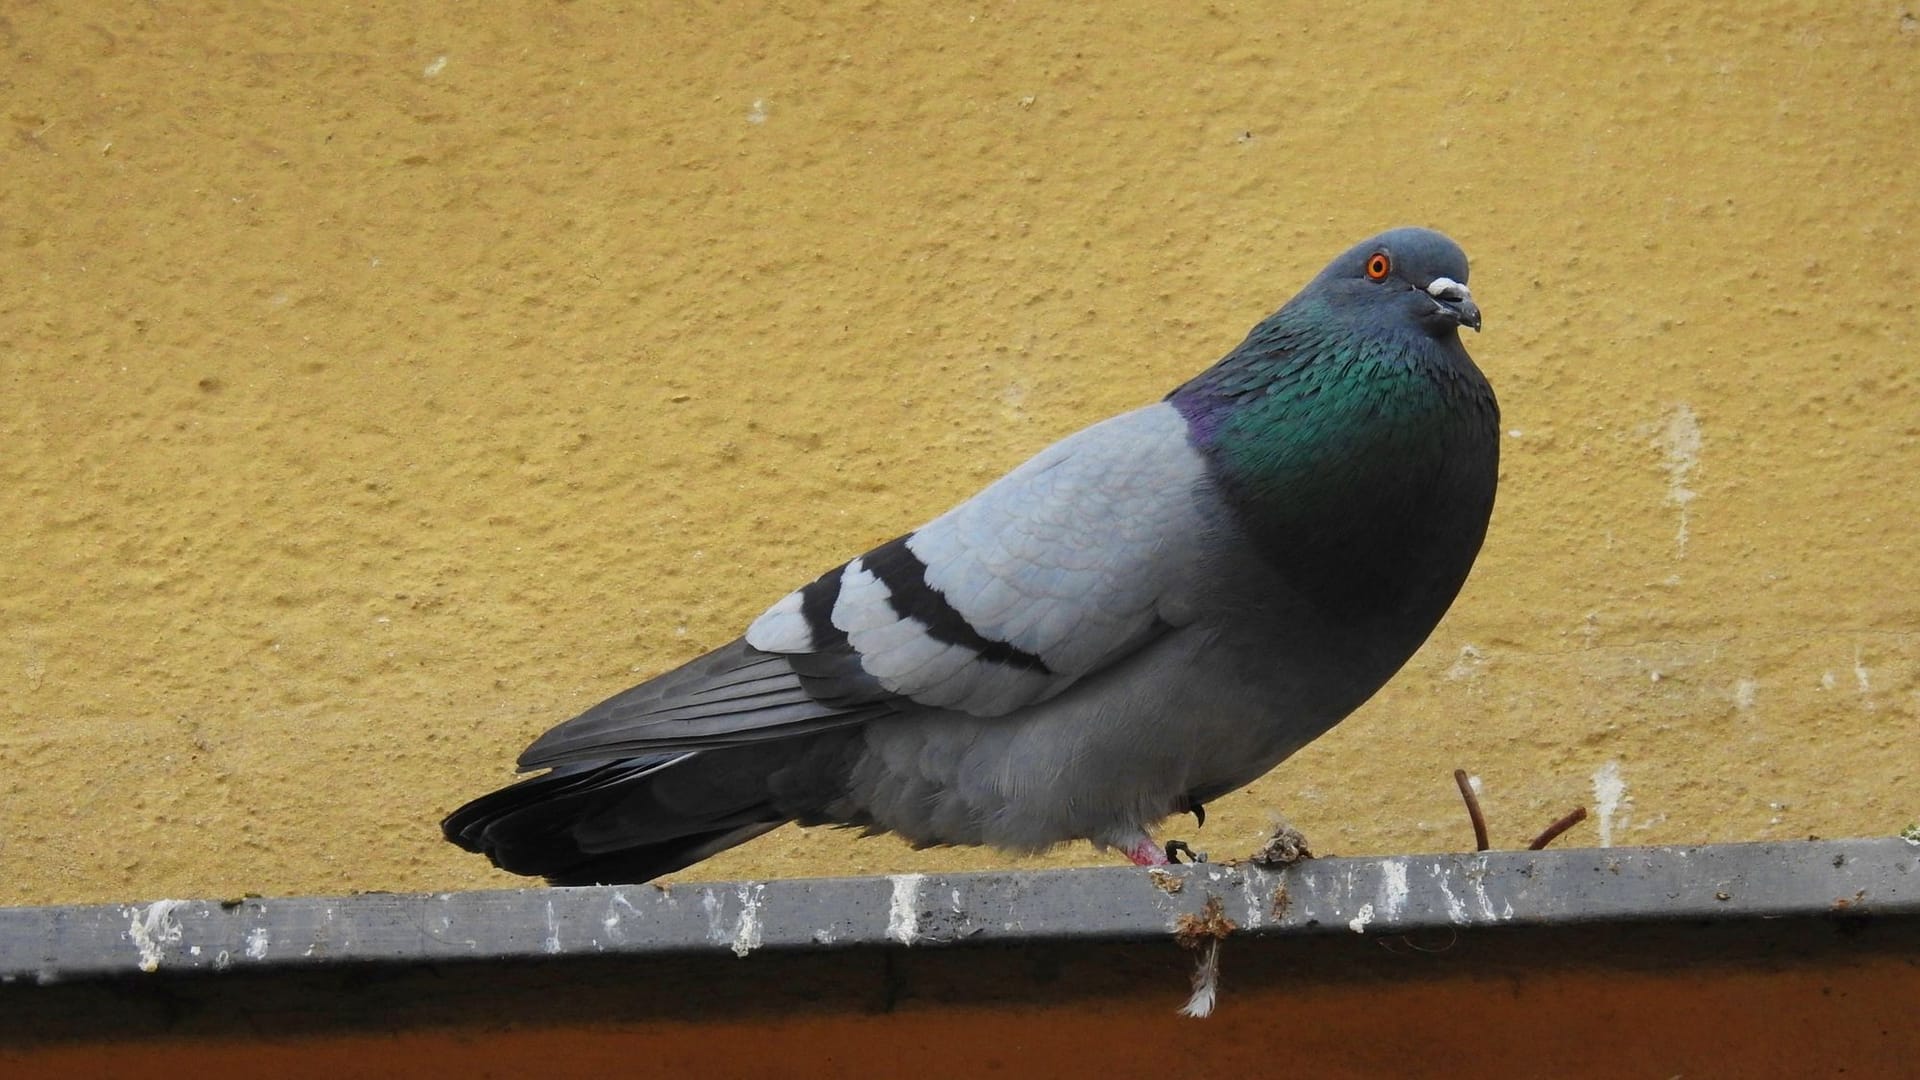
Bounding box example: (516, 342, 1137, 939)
(1, 838, 1917, 1063)
(2, 838, 1915, 984)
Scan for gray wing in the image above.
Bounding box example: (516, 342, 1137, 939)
(519, 403, 1212, 768)
(515, 639, 896, 767)
(750, 403, 1213, 714)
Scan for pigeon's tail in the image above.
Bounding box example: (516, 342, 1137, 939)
(442, 750, 805, 886)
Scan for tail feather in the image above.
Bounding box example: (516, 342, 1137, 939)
(541, 822, 787, 887)
(443, 739, 852, 884)
(446, 638, 892, 883)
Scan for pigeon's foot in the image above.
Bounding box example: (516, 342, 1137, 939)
(1117, 835, 1208, 866)
(1122, 836, 1172, 866)
(1165, 839, 1208, 864)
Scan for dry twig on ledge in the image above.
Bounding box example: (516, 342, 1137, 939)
(1454, 768, 1588, 852)
(1453, 769, 1490, 851)
(1528, 806, 1589, 850)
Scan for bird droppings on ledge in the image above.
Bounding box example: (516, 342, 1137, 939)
(1347, 903, 1375, 933)
(3, 842, 1912, 985)
(1249, 818, 1314, 867)
(601, 889, 644, 944)
(886, 873, 925, 945)
(1173, 895, 1236, 951)
(123, 900, 189, 974)
(693, 883, 770, 957)
(730, 884, 766, 957)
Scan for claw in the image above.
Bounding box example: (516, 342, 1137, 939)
(1165, 839, 1208, 864)
(1192, 802, 1207, 828)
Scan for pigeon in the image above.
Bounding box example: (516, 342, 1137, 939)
(444, 227, 1498, 885)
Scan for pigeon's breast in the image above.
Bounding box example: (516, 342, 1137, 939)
(1213, 351, 1498, 626)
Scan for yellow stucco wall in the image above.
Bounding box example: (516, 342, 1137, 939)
(3, 3, 1915, 906)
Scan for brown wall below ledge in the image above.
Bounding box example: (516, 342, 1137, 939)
(6, 954, 1916, 1079)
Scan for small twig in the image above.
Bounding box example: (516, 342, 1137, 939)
(1453, 769, 1490, 852)
(1528, 806, 1588, 850)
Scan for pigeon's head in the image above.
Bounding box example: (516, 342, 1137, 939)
(1306, 227, 1481, 338)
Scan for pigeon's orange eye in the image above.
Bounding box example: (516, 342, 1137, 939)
(1365, 253, 1391, 281)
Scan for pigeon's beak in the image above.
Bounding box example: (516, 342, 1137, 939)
(1426, 277, 1481, 333)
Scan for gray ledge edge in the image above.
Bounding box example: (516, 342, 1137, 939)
(2, 838, 1915, 984)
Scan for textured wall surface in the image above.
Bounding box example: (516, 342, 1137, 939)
(2, 3, 1915, 905)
